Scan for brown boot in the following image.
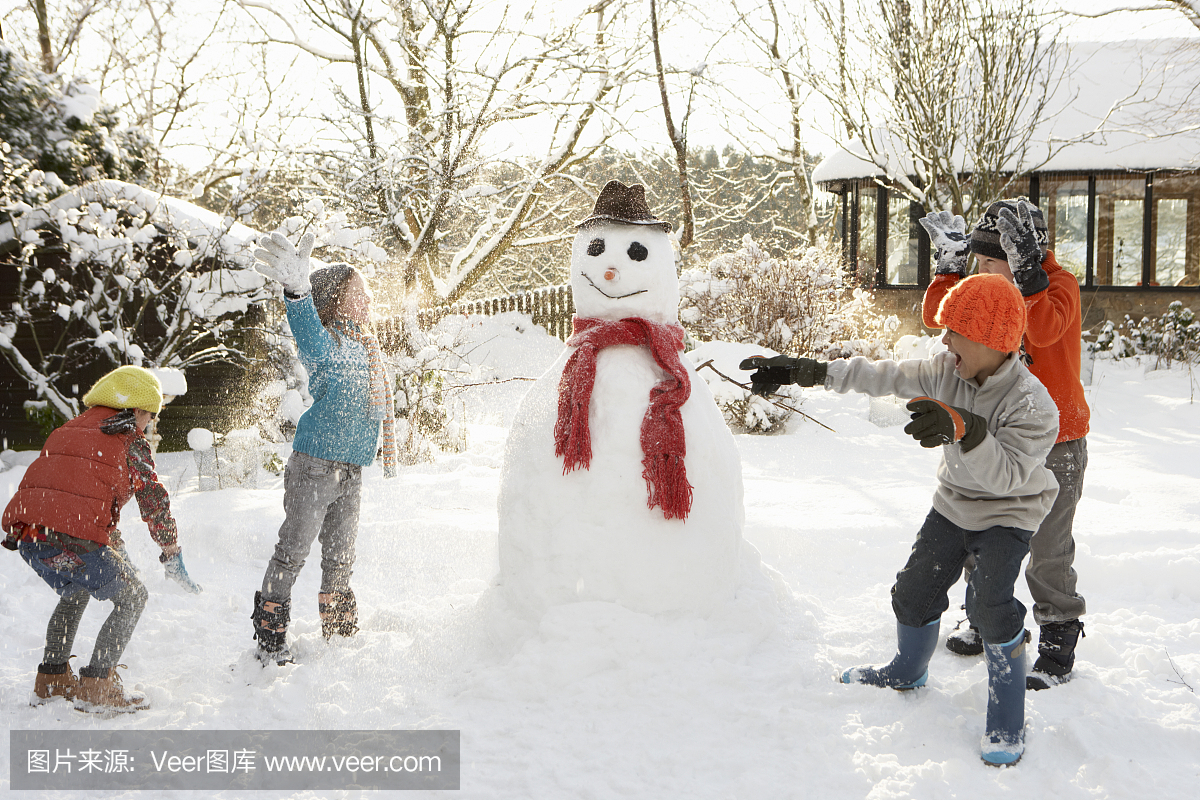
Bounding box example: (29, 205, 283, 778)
(319, 589, 359, 639)
(74, 666, 150, 713)
(32, 662, 79, 705)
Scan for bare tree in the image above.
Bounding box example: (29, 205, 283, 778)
(712, 0, 823, 245)
(804, 0, 1075, 219)
(236, 0, 644, 305)
(649, 0, 697, 248)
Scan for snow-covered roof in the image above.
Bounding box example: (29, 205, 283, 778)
(812, 39, 1200, 185)
(0, 179, 260, 260)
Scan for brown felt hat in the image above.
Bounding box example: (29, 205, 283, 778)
(576, 180, 672, 233)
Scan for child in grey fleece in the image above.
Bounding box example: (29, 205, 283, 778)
(742, 272, 1058, 766)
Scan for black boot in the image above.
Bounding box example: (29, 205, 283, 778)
(945, 621, 984, 656)
(318, 589, 359, 639)
(1027, 619, 1084, 690)
(252, 591, 293, 665)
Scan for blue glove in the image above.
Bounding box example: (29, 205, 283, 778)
(163, 552, 203, 594)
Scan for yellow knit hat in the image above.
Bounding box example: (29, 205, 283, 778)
(935, 273, 1026, 353)
(82, 366, 164, 414)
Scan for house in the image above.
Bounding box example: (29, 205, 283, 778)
(812, 39, 1200, 334)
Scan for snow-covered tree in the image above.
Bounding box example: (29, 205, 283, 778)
(0, 42, 157, 209)
(0, 181, 275, 423)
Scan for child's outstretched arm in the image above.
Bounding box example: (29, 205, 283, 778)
(126, 435, 203, 594)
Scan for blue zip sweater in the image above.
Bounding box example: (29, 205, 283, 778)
(286, 294, 381, 466)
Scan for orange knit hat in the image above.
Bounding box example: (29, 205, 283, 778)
(935, 273, 1026, 353)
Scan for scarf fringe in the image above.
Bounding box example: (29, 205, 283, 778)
(332, 319, 397, 478)
(642, 453, 694, 520)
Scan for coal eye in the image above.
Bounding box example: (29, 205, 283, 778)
(627, 241, 648, 262)
(587, 238, 605, 256)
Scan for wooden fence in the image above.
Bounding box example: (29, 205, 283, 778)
(394, 283, 576, 341)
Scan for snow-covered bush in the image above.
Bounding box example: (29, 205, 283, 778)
(689, 341, 799, 435)
(0, 44, 156, 209)
(378, 311, 471, 464)
(679, 235, 898, 359)
(0, 183, 272, 424)
(1091, 302, 1200, 368)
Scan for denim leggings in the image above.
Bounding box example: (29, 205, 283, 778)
(20, 541, 148, 670)
(890, 508, 1033, 644)
(260, 450, 362, 603)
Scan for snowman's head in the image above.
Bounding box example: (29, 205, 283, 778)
(571, 181, 678, 324)
(571, 221, 679, 324)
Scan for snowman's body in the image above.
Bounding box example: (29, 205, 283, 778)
(498, 217, 746, 616)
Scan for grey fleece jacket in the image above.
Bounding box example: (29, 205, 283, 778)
(824, 351, 1060, 532)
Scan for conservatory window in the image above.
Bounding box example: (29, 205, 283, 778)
(1152, 173, 1200, 287)
(886, 196, 918, 285)
(856, 186, 877, 285)
(1095, 176, 1145, 286)
(1043, 177, 1089, 284)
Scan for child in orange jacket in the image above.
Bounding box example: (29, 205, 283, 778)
(921, 199, 1089, 689)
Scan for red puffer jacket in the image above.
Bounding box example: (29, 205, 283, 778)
(2, 406, 138, 546)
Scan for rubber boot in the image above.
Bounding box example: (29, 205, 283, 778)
(1027, 620, 1084, 690)
(74, 665, 149, 713)
(252, 591, 293, 665)
(981, 629, 1029, 766)
(841, 619, 940, 690)
(318, 589, 359, 639)
(32, 661, 78, 705)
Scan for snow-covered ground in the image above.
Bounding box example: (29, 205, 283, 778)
(2, 314, 1199, 799)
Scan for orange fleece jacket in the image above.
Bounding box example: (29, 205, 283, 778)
(922, 251, 1090, 443)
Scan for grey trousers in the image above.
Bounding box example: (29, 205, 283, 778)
(44, 573, 148, 670)
(1026, 438, 1088, 624)
(261, 450, 362, 603)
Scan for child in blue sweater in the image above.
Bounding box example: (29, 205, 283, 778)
(250, 233, 396, 665)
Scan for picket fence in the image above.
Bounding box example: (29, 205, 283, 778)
(379, 283, 577, 342)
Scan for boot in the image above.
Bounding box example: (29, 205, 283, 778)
(1027, 620, 1084, 690)
(252, 591, 293, 665)
(841, 619, 940, 690)
(318, 589, 359, 639)
(945, 622, 984, 656)
(32, 661, 78, 705)
(74, 665, 149, 713)
(981, 630, 1029, 766)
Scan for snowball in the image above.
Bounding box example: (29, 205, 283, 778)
(187, 428, 215, 451)
(151, 367, 188, 397)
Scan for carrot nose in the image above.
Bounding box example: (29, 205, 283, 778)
(604, 268, 618, 281)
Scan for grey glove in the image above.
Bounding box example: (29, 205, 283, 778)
(254, 232, 315, 295)
(997, 200, 1049, 297)
(918, 211, 971, 276)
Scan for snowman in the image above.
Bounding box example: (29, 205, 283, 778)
(497, 180, 747, 616)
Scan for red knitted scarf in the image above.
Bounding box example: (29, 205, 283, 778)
(554, 316, 694, 520)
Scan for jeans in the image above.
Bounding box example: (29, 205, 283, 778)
(261, 450, 362, 603)
(20, 541, 148, 670)
(891, 508, 1033, 644)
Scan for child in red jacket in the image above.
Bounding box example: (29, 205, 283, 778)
(3, 366, 202, 712)
(921, 199, 1090, 689)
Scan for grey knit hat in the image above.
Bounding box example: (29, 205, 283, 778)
(310, 263, 355, 314)
(970, 199, 1048, 262)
